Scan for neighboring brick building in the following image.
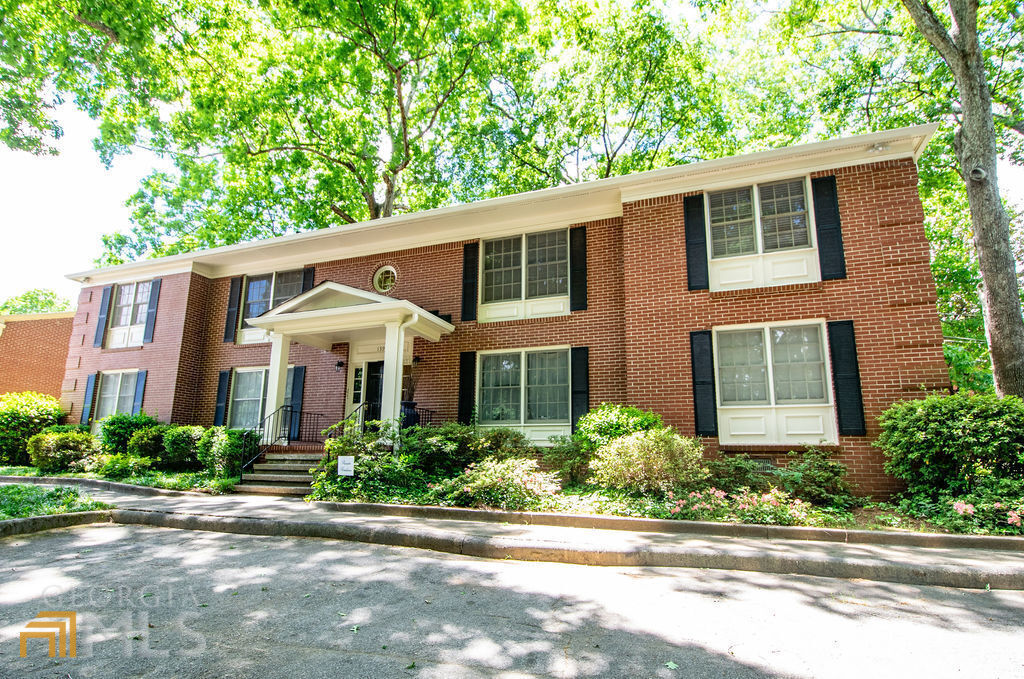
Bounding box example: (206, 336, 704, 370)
(0, 312, 74, 398)
(60, 125, 949, 495)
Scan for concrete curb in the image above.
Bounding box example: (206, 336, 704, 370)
(0, 475, 206, 497)
(0, 511, 112, 538)
(109, 508, 1024, 590)
(310, 500, 1024, 552)
(5, 476, 1022, 553)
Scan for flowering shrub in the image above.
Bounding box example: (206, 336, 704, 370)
(0, 392, 64, 465)
(427, 457, 560, 511)
(590, 428, 708, 495)
(665, 487, 836, 526)
(898, 477, 1024, 535)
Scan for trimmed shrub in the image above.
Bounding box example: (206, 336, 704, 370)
(197, 427, 257, 478)
(474, 427, 537, 460)
(706, 454, 771, 494)
(543, 435, 590, 485)
(97, 453, 153, 479)
(100, 412, 159, 455)
(400, 422, 481, 478)
(590, 428, 708, 495)
(127, 425, 172, 461)
(41, 424, 89, 435)
(574, 403, 663, 452)
(427, 457, 560, 511)
(26, 432, 99, 473)
(161, 425, 205, 471)
(772, 448, 856, 509)
(877, 391, 1024, 497)
(0, 392, 64, 465)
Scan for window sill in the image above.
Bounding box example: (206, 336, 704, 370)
(477, 422, 571, 445)
(102, 345, 144, 353)
(716, 403, 837, 447)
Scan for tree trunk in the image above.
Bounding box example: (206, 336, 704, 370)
(901, 0, 1024, 397)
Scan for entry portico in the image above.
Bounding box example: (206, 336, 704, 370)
(246, 282, 455, 424)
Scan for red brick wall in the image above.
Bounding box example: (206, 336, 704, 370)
(0, 315, 73, 397)
(621, 158, 948, 496)
(62, 272, 201, 424)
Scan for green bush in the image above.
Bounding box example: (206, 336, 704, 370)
(161, 425, 205, 471)
(100, 412, 159, 455)
(97, 453, 153, 479)
(26, 432, 99, 473)
(590, 428, 708, 496)
(427, 457, 560, 511)
(41, 424, 89, 435)
(474, 427, 537, 460)
(399, 422, 482, 478)
(877, 391, 1024, 497)
(127, 425, 172, 461)
(197, 427, 257, 478)
(543, 435, 590, 485)
(706, 454, 772, 494)
(574, 403, 663, 452)
(0, 392, 64, 465)
(771, 448, 856, 509)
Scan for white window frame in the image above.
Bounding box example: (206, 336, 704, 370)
(237, 269, 304, 344)
(712, 319, 838, 446)
(226, 366, 294, 429)
(478, 229, 571, 323)
(106, 281, 152, 348)
(476, 345, 572, 445)
(704, 176, 821, 292)
(92, 369, 139, 433)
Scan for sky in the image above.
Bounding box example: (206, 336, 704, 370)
(1, 106, 1022, 305)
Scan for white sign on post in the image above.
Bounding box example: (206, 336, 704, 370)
(337, 456, 355, 476)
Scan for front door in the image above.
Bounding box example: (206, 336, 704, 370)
(364, 360, 385, 422)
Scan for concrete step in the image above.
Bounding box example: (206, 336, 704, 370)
(253, 463, 319, 472)
(242, 473, 314, 483)
(263, 452, 324, 462)
(232, 483, 310, 496)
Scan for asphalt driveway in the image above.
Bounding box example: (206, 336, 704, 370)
(2, 524, 1023, 678)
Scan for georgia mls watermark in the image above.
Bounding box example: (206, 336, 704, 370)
(17, 584, 208, 659)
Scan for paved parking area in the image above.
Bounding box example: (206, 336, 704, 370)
(2, 524, 1023, 678)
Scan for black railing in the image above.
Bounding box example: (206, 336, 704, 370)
(240, 405, 352, 476)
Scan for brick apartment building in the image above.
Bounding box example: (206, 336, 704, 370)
(60, 124, 949, 495)
(0, 312, 74, 397)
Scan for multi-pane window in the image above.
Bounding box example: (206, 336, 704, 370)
(716, 324, 827, 406)
(478, 349, 569, 424)
(228, 367, 294, 429)
(107, 281, 151, 347)
(352, 367, 363, 405)
(482, 230, 568, 303)
(94, 371, 138, 426)
(241, 270, 304, 327)
(709, 178, 811, 258)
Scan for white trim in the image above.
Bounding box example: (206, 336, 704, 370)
(106, 280, 152, 349)
(92, 369, 141, 433)
(0, 312, 77, 322)
(66, 124, 939, 286)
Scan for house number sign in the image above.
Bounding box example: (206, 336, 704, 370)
(337, 456, 354, 476)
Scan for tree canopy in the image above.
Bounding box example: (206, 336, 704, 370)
(0, 289, 73, 314)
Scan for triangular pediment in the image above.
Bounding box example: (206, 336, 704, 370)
(262, 281, 395, 317)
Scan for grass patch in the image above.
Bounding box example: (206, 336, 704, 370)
(0, 484, 110, 520)
(0, 466, 236, 494)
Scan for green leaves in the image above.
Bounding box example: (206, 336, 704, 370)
(0, 288, 72, 314)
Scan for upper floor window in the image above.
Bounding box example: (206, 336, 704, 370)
(242, 269, 303, 328)
(482, 230, 568, 303)
(709, 178, 811, 259)
(107, 281, 151, 348)
(478, 348, 570, 425)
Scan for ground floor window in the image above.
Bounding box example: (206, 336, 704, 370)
(716, 323, 827, 406)
(93, 370, 139, 431)
(478, 348, 570, 425)
(228, 367, 294, 429)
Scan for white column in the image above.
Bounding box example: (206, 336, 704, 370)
(379, 321, 405, 424)
(265, 332, 291, 417)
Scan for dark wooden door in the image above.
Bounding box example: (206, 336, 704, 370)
(364, 360, 385, 422)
